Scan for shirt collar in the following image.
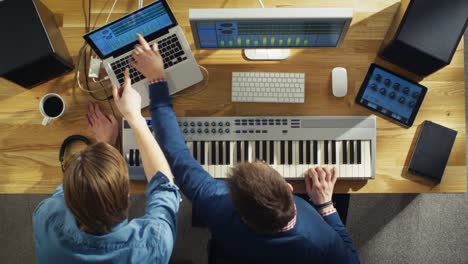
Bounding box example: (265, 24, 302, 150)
(279, 205, 297, 232)
(111, 219, 129, 232)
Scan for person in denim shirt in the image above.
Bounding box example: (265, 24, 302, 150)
(33, 44, 179, 263)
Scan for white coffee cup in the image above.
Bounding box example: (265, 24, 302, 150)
(39, 93, 66, 126)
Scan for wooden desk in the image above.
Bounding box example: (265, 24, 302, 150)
(0, 0, 465, 194)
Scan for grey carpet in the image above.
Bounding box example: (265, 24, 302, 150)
(0, 30, 466, 264)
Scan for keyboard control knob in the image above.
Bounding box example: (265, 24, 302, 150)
(393, 83, 400, 91)
(190, 122, 195, 127)
(183, 122, 188, 127)
(183, 128, 188, 134)
(190, 128, 195, 133)
(389, 91, 396, 99)
(197, 128, 202, 134)
(398, 97, 406, 104)
(225, 128, 230, 134)
(384, 79, 391, 86)
(225, 121, 231, 126)
(211, 122, 216, 126)
(205, 121, 210, 126)
(204, 128, 210, 133)
(403, 87, 410, 95)
(218, 122, 224, 127)
(218, 128, 224, 134)
(374, 74, 382, 82)
(197, 122, 202, 126)
(211, 128, 217, 134)
(370, 83, 377, 91)
(379, 88, 386, 95)
(178, 121, 182, 127)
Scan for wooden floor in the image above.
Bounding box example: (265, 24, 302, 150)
(0, 0, 465, 193)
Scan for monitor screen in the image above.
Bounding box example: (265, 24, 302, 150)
(86, 1, 175, 57)
(195, 20, 346, 49)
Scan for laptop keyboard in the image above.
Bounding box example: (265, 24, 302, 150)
(110, 34, 188, 85)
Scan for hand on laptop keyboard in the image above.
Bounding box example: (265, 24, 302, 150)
(129, 34, 166, 83)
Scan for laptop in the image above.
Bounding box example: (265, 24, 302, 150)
(84, 0, 203, 108)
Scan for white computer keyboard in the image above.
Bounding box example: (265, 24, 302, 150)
(231, 72, 305, 103)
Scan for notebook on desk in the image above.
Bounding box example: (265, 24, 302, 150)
(408, 121, 457, 182)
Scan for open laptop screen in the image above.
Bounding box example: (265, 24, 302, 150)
(84, 0, 177, 59)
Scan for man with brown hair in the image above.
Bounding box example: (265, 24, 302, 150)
(129, 35, 360, 263)
(33, 63, 180, 263)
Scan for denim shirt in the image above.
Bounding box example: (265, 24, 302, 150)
(33, 172, 180, 264)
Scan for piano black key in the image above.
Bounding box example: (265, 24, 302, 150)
(332, 140, 336, 164)
(129, 149, 134, 166)
(200, 141, 205, 165)
(135, 149, 140, 166)
(357, 140, 362, 164)
(269, 141, 274, 164)
(280, 141, 285, 164)
(350, 140, 355, 164)
(343, 140, 348, 164)
(211, 141, 216, 165)
(287, 141, 293, 165)
(324, 140, 329, 164)
(236, 141, 241, 162)
(313, 140, 318, 164)
(218, 141, 224, 165)
(226, 141, 231, 164)
(244, 141, 249, 161)
(299, 140, 304, 164)
(255, 141, 260, 161)
(193, 141, 198, 161)
(306, 140, 311, 164)
(262, 141, 267, 162)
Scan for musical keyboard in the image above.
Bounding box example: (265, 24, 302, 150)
(122, 116, 376, 181)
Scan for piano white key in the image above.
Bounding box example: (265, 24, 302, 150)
(345, 141, 353, 179)
(240, 141, 245, 163)
(202, 141, 209, 172)
(357, 141, 364, 178)
(352, 141, 359, 178)
(317, 141, 323, 166)
(248, 141, 255, 162)
(274, 141, 283, 176)
(229, 141, 235, 166)
(208, 142, 215, 177)
(283, 141, 291, 178)
(336, 141, 343, 178)
(364, 141, 372, 178)
(214, 142, 221, 178)
(219, 141, 227, 178)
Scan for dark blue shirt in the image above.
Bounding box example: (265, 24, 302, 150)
(33, 172, 180, 264)
(150, 82, 360, 264)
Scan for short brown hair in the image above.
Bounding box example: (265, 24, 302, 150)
(227, 162, 295, 233)
(63, 142, 129, 235)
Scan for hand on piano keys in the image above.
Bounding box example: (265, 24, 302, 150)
(186, 140, 372, 180)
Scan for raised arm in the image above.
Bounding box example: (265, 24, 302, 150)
(112, 67, 173, 183)
(128, 34, 225, 205)
(305, 167, 360, 263)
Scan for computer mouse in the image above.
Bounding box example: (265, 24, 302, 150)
(332, 67, 347, 97)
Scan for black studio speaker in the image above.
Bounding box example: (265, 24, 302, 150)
(380, 0, 468, 77)
(0, 0, 74, 88)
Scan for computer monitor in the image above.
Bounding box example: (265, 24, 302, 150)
(189, 8, 353, 60)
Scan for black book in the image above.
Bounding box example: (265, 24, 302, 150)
(408, 121, 457, 182)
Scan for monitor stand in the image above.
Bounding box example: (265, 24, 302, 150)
(244, 49, 290, 60)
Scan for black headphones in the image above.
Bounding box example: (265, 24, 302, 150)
(59, 135, 91, 172)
